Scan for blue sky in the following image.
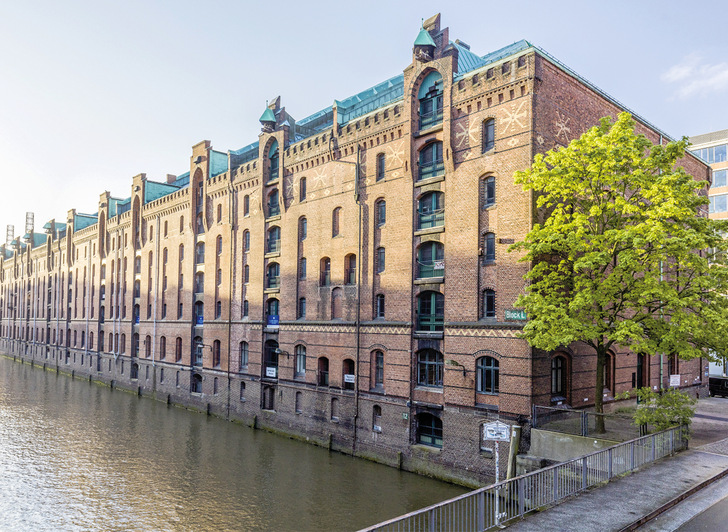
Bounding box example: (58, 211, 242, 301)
(1, 0, 726, 235)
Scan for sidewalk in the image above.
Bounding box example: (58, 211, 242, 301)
(505, 398, 728, 532)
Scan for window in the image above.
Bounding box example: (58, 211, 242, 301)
(295, 345, 306, 378)
(194, 272, 204, 294)
(476, 356, 499, 394)
(267, 226, 281, 253)
(266, 298, 279, 324)
(343, 359, 355, 390)
(215, 300, 221, 319)
(243, 299, 249, 317)
(331, 398, 340, 421)
(160, 336, 166, 360)
(417, 291, 444, 332)
(193, 336, 203, 366)
(264, 340, 279, 378)
(714, 169, 727, 188)
(376, 199, 386, 226)
(196, 213, 204, 234)
(345, 254, 356, 285)
(483, 232, 496, 263)
(267, 262, 280, 289)
(693, 144, 727, 164)
(194, 301, 204, 325)
(244, 264, 250, 283)
(216, 204, 222, 224)
(239, 341, 249, 369)
(213, 340, 221, 367)
(163, 221, 168, 237)
(131, 363, 139, 380)
(216, 235, 223, 255)
(268, 189, 280, 217)
(243, 230, 250, 252)
(376, 153, 385, 181)
(216, 268, 222, 286)
(418, 191, 444, 229)
(332, 207, 341, 237)
(195, 242, 205, 264)
(417, 349, 444, 387)
(373, 405, 382, 432)
(551, 356, 567, 396)
(298, 297, 306, 319)
(176, 337, 182, 362)
(318, 357, 329, 386)
(145, 335, 151, 358)
(299, 177, 307, 201)
(483, 289, 496, 318)
(320, 257, 331, 286)
(483, 176, 495, 207)
(191, 373, 202, 394)
(243, 195, 250, 216)
(501, 62, 510, 74)
(331, 287, 342, 319)
(668, 353, 679, 376)
(482, 119, 495, 153)
(418, 71, 443, 130)
(268, 142, 279, 181)
(299, 258, 307, 280)
(373, 350, 384, 388)
(375, 294, 385, 319)
(240, 381, 246, 401)
(418, 142, 444, 181)
(603, 352, 614, 392)
(416, 413, 443, 448)
(299, 217, 307, 240)
(376, 247, 385, 274)
(417, 241, 444, 279)
(180, 216, 185, 233)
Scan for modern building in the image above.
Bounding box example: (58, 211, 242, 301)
(0, 14, 708, 486)
(689, 129, 728, 377)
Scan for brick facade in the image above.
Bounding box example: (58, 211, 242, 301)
(0, 14, 708, 487)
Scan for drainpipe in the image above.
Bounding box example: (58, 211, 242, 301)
(226, 179, 235, 420)
(152, 216, 160, 392)
(84, 239, 91, 360)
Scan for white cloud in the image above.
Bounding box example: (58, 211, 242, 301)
(662, 54, 728, 99)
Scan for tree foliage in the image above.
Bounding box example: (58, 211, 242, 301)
(617, 388, 697, 433)
(512, 112, 728, 425)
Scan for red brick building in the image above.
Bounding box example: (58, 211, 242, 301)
(0, 14, 708, 486)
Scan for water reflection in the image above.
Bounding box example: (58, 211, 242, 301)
(0, 357, 465, 531)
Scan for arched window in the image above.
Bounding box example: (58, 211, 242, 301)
(372, 350, 384, 388)
(483, 176, 496, 207)
(299, 258, 307, 280)
(376, 153, 386, 181)
(295, 391, 303, 413)
(194, 272, 205, 293)
(191, 373, 202, 393)
(243, 194, 250, 216)
(239, 341, 249, 369)
(417, 291, 444, 332)
(476, 356, 499, 394)
(298, 297, 306, 319)
(417, 241, 444, 279)
(196, 213, 204, 234)
(267, 226, 281, 253)
(551, 356, 567, 397)
(175, 337, 182, 362)
(267, 262, 280, 289)
(216, 235, 223, 255)
(376, 199, 386, 226)
(373, 405, 382, 432)
(417, 191, 444, 229)
(668, 353, 679, 377)
(131, 363, 139, 380)
(179, 215, 185, 233)
(295, 345, 306, 378)
(195, 242, 205, 264)
(332, 207, 341, 237)
(418, 71, 443, 130)
(418, 142, 444, 181)
(240, 381, 246, 401)
(345, 254, 357, 285)
(179, 244, 184, 262)
(213, 340, 221, 367)
(320, 257, 331, 286)
(268, 139, 280, 182)
(268, 189, 280, 217)
(132, 333, 139, 356)
(243, 230, 250, 252)
(216, 204, 222, 223)
(264, 339, 279, 378)
(482, 118, 495, 153)
(133, 279, 141, 298)
(318, 357, 329, 386)
(215, 300, 221, 319)
(216, 268, 222, 286)
(145, 335, 151, 358)
(483, 232, 496, 263)
(160, 336, 166, 360)
(194, 301, 204, 325)
(299, 177, 307, 201)
(299, 217, 307, 240)
(193, 336, 203, 366)
(244, 264, 250, 283)
(416, 413, 443, 448)
(417, 349, 444, 387)
(331, 398, 340, 420)
(331, 287, 343, 319)
(375, 294, 385, 319)
(483, 289, 496, 318)
(376, 247, 385, 274)
(343, 358, 355, 390)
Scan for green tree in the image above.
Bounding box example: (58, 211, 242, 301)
(512, 112, 728, 433)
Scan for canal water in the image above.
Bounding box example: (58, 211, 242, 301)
(0, 356, 465, 531)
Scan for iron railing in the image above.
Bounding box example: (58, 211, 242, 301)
(360, 425, 687, 532)
(533, 405, 639, 440)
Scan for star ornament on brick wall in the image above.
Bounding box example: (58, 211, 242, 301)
(554, 111, 571, 142)
(387, 142, 405, 165)
(454, 121, 470, 149)
(501, 101, 528, 133)
(312, 169, 327, 188)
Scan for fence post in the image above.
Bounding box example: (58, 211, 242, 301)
(669, 428, 674, 455)
(428, 508, 435, 532)
(651, 435, 656, 462)
(630, 441, 635, 470)
(582, 411, 588, 437)
(477, 491, 485, 531)
(582, 457, 588, 489)
(518, 478, 526, 518)
(533, 404, 537, 428)
(553, 467, 559, 501)
(607, 448, 613, 479)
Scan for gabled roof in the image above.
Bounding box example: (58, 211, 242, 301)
(414, 27, 436, 47)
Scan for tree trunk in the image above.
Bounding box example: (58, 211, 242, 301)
(594, 346, 606, 434)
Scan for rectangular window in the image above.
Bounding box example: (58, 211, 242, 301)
(714, 169, 727, 188)
(376, 248, 385, 273)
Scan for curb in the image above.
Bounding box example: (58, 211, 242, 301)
(618, 464, 728, 531)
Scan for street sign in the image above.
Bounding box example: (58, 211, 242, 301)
(670, 374, 680, 387)
(344, 374, 355, 384)
(505, 309, 527, 321)
(483, 420, 510, 441)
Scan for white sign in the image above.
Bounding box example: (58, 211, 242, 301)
(344, 374, 356, 384)
(483, 421, 510, 441)
(266, 367, 277, 378)
(670, 374, 680, 387)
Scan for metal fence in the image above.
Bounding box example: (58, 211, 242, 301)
(360, 425, 687, 532)
(533, 405, 639, 440)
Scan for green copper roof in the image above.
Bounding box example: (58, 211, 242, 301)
(414, 28, 436, 47)
(259, 107, 276, 123)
